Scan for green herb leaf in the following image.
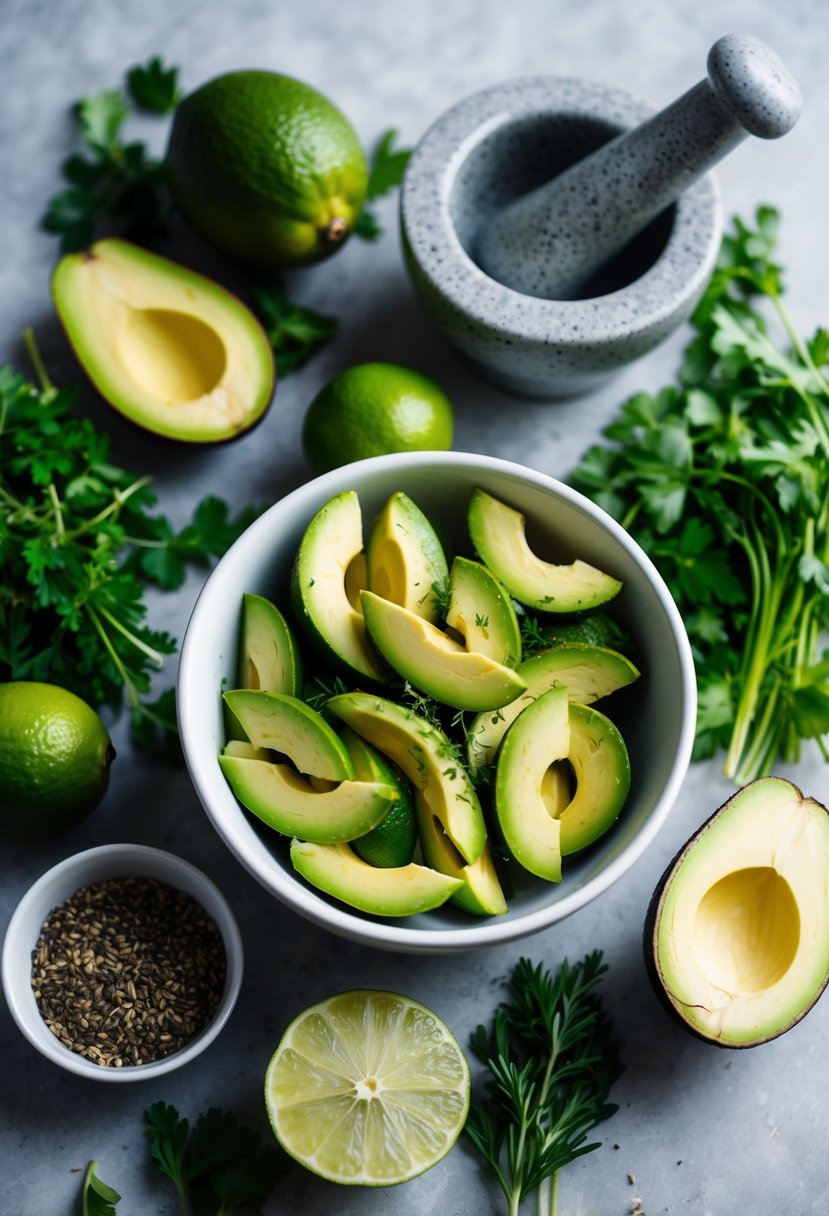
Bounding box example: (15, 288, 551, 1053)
(81, 1161, 121, 1216)
(250, 284, 338, 376)
(0, 335, 262, 755)
(146, 1101, 289, 1215)
(570, 206, 829, 782)
(77, 90, 128, 155)
(465, 952, 621, 1213)
(126, 56, 181, 113)
(44, 74, 171, 250)
(355, 128, 412, 240)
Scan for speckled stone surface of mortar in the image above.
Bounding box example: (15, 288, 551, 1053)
(401, 77, 723, 398)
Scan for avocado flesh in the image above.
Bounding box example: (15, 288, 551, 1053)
(238, 594, 302, 695)
(290, 841, 462, 917)
(361, 591, 526, 712)
(467, 488, 621, 613)
(445, 556, 521, 667)
(366, 491, 448, 623)
(494, 687, 570, 883)
(222, 690, 353, 781)
(326, 692, 487, 864)
(467, 643, 639, 768)
(648, 777, 829, 1048)
(416, 798, 508, 916)
(51, 238, 274, 442)
(340, 728, 417, 868)
(291, 490, 386, 682)
(219, 755, 397, 843)
(557, 702, 631, 855)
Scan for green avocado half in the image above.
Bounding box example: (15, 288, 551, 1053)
(52, 238, 274, 443)
(645, 776, 829, 1049)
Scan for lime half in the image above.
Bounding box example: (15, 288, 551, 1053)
(264, 989, 469, 1185)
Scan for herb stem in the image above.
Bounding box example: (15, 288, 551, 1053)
(62, 475, 153, 541)
(48, 482, 65, 541)
(85, 604, 140, 709)
(96, 603, 166, 667)
(23, 327, 57, 401)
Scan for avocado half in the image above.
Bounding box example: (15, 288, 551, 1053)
(645, 777, 829, 1048)
(52, 238, 275, 442)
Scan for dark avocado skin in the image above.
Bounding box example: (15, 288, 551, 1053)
(642, 777, 829, 1050)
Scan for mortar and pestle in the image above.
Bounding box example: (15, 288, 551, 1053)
(401, 35, 800, 398)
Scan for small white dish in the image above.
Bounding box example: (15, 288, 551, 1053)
(1, 843, 244, 1081)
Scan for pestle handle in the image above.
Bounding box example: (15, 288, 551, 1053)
(476, 35, 801, 301)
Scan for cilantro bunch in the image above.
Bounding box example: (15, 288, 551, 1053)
(0, 335, 257, 752)
(571, 207, 829, 782)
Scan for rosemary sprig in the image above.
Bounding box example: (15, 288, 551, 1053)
(466, 952, 622, 1216)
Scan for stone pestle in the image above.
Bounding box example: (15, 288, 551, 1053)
(476, 35, 801, 301)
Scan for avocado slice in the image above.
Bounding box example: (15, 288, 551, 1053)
(360, 590, 526, 712)
(51, 238, 274, 443)
(467, 488, 622, 613)
(291, 491, 386, 682)
(340, 728, 417, 868)
(466, 643, 639, 768)
(445, 556, 521, 667)
(219, 755, 397, 843)
(326, 691, 487, 864)
(223, 689, 353, 780)
(494, 686, 570, 883)
(366, 491, 449, 623)
(290, 841, 462, 917)
(645, 777, 829, 1048)
(416, 796, 508, 916)
(558, 702, 631, 855)
(238, 593, 302, 696)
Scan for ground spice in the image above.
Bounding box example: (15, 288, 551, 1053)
(31, 876, 226, 1068)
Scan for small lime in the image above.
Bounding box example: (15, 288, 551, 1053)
(302, 362, 454, 474)
(264, 989, 470, 1185)
(0, 682, 115, 837)
(165, 71, 367, 270)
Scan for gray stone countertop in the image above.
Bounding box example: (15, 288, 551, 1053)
(1, 0, 828, 1212)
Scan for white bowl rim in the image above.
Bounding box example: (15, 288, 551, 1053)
(1, 843, 244, 1081)
(178, 450, 697, 952)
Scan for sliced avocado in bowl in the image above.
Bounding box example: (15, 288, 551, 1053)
(366, 491, 448, 623)
(445, 556, 521, 667)
(52, 238, 274, 442)
(238, 593, 303, 696)
(467, 488, 622, 613)
(466, 642, 639, 768)
(360, 590, 526, 712)
(290, 841, 462, 917)
(645, 776, 829, 1048)
(291, 490, 386, 682)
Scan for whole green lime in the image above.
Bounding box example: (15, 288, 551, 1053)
(0, 682, 115, 837)
(302, 362, 454, 474)
(165, 71, 368, 270)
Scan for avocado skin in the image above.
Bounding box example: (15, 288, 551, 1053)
(642, 777, 829, 1049)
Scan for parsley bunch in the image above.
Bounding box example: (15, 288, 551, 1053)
(43, 57, 179, 252)
(145, 1102, 289, 1215)
(0, 335, 258, 752)
(466, 953, 621, 1216)
(571, 207, 829, 782)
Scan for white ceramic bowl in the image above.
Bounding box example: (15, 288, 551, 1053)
(178, 451, 696, 953)
(1, 844, 243, 1081)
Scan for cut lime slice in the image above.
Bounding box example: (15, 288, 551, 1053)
(264, 989, 469, 1186)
